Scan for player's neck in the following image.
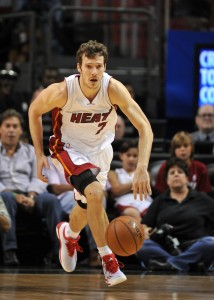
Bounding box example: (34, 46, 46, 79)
(79, 77, 100, 101)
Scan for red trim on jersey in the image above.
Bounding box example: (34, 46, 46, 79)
(52, 107, 62, 138)
(64, 77, 68, 100)
(50, 104, 99, 180)
(51, 147, 99, 183)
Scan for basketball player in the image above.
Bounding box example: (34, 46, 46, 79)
(28, 40, 153, 286)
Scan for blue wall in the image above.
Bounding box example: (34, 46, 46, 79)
(165, 30, 214, 118)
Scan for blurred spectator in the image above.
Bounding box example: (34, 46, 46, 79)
(8, 22, 30, 64)
(0, 62, 19, 111)
(123, 81, 148, 116)
(136, 157, 214, 272)
(0, 109, 63, 266)
(190, 104, 214, 142)
(124, 82, 135, 99)
(17, 0, 63, 54)
(115, 115, 126, 140)
(30, 67, 60, 103)
(154, 131, 212, 195)
(112, 113, 139, 155)
(108, 140, 153, 223)
(0, 62, 29, 124)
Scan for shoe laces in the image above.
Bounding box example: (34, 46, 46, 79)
(103, 254, 124, 274)
(65, 235, 83, 256)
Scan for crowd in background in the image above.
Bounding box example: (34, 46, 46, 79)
(0, 1, 214, 272)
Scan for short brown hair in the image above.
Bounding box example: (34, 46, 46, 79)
(76, 40, 108, 65)
(170, 131, 194, 157)
(164, 157, 189, 181)
(0, 109, 24, 128)
(119, 140, 138, 153)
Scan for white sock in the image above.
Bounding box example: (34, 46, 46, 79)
(66, 223, 79, 239)
(97, 246, 112, 258)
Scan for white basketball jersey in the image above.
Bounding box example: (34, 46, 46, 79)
(51, 72, 117, 156)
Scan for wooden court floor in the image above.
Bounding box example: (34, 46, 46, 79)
(0, 267, 214, 300)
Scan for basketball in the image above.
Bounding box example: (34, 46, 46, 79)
(105, 216, 145, 256)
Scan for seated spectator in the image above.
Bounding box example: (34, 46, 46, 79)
(8, 22, 30, 64)
(190, 104, 214, 143)
(112, 115, 127, 153)
(124, 82, 135, 99)
(154, 131, 212, 195)
(0, 195, 11, 232)
(112, 114, 138, 153)
(136, 157, 214, 272)
(0, 62, 30, 127)
(43, 156, 101, 267)
(30, 67, 60, 103)
(108, 140, 153, 223)
(0, 109, 63, 266)
(115, 115, 126, 140)
(123, 81, 148, 116)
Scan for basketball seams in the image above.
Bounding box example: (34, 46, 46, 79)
(114, 220, 131, 256)
(117, 219, 138, 254)
(105, 216, 145, 256)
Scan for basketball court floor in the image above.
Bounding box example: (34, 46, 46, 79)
(0, 263, 214, 300)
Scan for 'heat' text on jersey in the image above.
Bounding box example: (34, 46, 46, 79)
(70, 107, 113, 123)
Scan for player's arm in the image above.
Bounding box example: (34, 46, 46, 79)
(108, 78, 153, 200)
(28, 81, 67, 182)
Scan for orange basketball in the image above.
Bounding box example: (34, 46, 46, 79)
(105, 216, 145, 256)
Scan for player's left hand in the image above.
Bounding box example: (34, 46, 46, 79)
(132, 166, 152, 200)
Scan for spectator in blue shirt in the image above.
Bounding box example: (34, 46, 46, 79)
(0, 109, 63, 266)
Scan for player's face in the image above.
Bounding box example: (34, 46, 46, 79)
(120, 147, 138, 172)
(0, 117, 23, 147)
(166, 165, 188, 190)
(77, 54, 106, 90)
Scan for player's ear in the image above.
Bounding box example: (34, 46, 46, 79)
(77, 63, 81, 73)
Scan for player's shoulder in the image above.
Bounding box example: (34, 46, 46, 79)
(108, 77, 129, 101)
(44, 81, 67, 99)
(109, 76, 124, 89)
(47, 81, 66, 92)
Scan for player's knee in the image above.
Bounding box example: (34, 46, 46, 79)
(70, 169, 98, 196)
(85, 183, 104, 203)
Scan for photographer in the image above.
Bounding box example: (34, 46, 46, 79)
(136, 157, 214, 272)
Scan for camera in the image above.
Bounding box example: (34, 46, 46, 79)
(151, 224, 182, 256)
